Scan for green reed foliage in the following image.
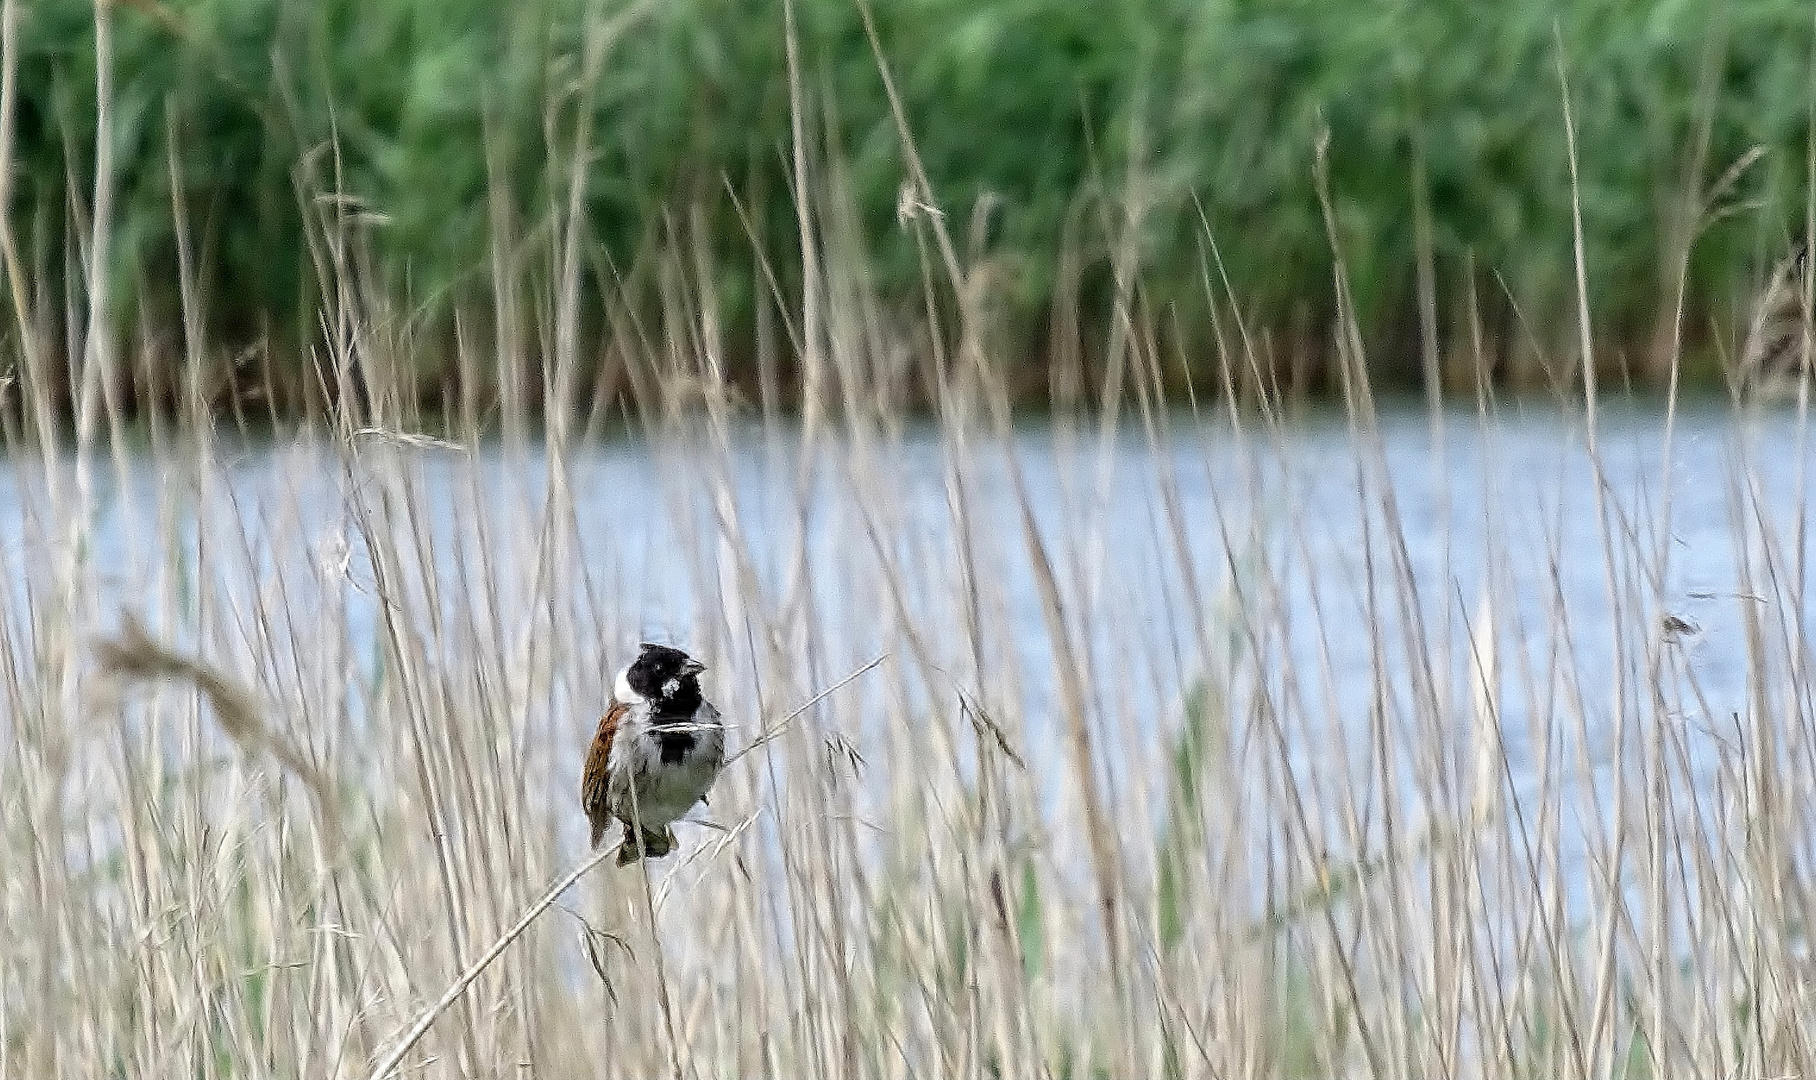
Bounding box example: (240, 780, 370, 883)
(12, 0, 1816, 395)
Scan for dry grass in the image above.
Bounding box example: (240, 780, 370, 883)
(5, 8, 1816, 1080)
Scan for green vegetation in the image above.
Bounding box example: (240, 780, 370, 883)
(11, 0, 1816, 407)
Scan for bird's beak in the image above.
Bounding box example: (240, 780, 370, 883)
(682, 658, 706, 677)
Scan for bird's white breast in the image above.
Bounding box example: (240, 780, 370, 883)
(607, 699, 725, 830)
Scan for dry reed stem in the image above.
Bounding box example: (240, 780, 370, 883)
(93, 611, 341, 849)
(361, 655, 887, 1080)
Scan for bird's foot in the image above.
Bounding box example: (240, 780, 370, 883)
(617, 824, 678, 865)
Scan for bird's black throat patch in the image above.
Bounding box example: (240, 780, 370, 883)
(656, 730, 696, 764)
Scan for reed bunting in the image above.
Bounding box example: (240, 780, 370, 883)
(1740, 239, 1811, 399)
(582, 643, 726, 865)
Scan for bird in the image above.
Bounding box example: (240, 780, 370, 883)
(581, 643, 726, 865)
(1739, 239, 1811, 401)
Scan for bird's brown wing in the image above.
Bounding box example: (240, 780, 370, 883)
(582, 700, 630, 849)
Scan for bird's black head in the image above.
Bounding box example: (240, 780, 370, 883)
(625, 642, 706, 715)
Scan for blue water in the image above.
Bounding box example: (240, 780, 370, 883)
(5, 402, 1812, 894)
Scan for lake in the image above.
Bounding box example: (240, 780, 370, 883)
(4, 401, 1808, 896)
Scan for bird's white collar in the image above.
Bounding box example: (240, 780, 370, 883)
(613, 667, 644, 704)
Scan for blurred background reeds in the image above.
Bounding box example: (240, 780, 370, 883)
(6, 3, 1816, 1079)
